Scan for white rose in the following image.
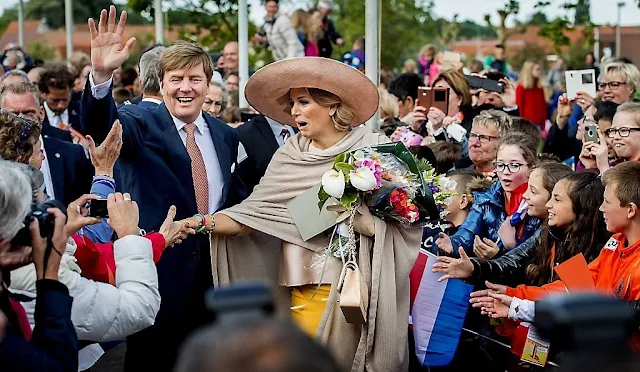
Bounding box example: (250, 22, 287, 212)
(322, 169, 346, 199)
(350, 167, 377, 192)
(337, 222, 350, 237)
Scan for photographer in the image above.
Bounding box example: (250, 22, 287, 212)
(0, 161, 78, 371)
(254, 0, 304, 61)
(10, 191, 161, 343)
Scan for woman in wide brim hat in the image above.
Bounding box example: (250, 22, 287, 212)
(189, 57, 422, 371)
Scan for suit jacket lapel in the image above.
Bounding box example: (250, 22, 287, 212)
(256, 116, 281, 154)
(153, 104, 198, 213)
(44, 140, 65, 199)
(204, 115, 232, 207)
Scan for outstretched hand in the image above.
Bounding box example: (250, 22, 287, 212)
(87, 120, 123, 177)
(88, 5, 136, 84)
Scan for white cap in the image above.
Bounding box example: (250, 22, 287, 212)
(211, 71, 224, 85)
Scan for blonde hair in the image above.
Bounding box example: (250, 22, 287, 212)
(615, 101, 640, 127)
(518, 61, 542, 90)
(601, 61, 640, 98)
(378, 87, 399, 119)
(419, 44, 437, 59)
(472, 109, 513, 134)
(160, 40, 214, 82)
(403, 59, 418, 74)
(307, 88, 354, 132)
(290, 9, 324, 45)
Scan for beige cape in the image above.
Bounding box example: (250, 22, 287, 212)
(210, 126, 422, 371)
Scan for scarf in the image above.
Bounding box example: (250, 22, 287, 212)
(210, 127, 423, 371)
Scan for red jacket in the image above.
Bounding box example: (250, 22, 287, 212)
(72, 233, 166, 285)
(516, 84, 547, 126)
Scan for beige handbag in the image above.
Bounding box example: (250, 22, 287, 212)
(337, 260, 367, 324)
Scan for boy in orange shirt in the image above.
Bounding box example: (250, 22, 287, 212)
(472, 161, 640, 304)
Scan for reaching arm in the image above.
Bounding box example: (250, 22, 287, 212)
(449, 202, 486, 257)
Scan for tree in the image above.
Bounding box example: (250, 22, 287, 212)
(22, 0, 146, 29)
(527, 11, 549, 25)
(332, 0, 440, 69)
(458, 20, 498, 39)
(484, 0, 526, 46)
(573, 0, 590, 25)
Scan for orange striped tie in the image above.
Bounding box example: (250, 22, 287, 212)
(184, 123, 209, 214)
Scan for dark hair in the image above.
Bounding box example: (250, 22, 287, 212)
(175, 319, 340, 372)
(483, 70, 506, 82)
(509, 117, 541, 143)
(408, 145, 437, 169)
(594, 100, 620, 122)
(426, 141, 462, 174)
(388, 73, 424, 102)
(38, 63, 74, 93)
(228, 71, 239, 79)
(495, 44, 505, 49)
(537, 162, 573, 197)
(121, 67, 138, 86)
(431, 70, 472, 109)
(526, 171, 608, 285)
(113, 87, 132, 105)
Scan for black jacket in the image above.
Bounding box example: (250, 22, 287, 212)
(468, 230, 541, 287)
(236, 115, 295, 194)
(43, 137, 93, 206)
(41, 125, 73, 143)
(0, 280, 78, 371)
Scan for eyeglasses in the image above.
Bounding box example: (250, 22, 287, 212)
(598, 81, 626, 90)
(469, 133, 500, 143)
(493, 162, 526, 173)
(604, 127, 640, 138)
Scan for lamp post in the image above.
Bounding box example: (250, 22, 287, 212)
(18, 0, 24, 47)
(616, 2, 625, 58)
(155, 0, 164, 44)
(365, 0, 380, 129)
(64, 0, 73, 59)
(238, 0, 249, 108)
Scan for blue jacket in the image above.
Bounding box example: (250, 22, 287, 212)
(450, 181, 541, 258)
(0, 280, 78, 371)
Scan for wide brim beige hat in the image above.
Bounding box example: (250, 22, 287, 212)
(245, 57, 379, 127)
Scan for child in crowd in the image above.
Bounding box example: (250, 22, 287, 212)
(472, 162, 640, 334)
(421, 169, 491, 255)
(436, 133, 542, 258)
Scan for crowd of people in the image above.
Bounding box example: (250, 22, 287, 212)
(1, 1, 640, 372)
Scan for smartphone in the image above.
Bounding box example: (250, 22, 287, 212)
(585, 124, 600, 144)
(205, 281, 275, 324)
(565, 69, 596, 99)
(417, 87, 450, 115)
(464, 75, 505, 93)
(89, 199, 109, 218)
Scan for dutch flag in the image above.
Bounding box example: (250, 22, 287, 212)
(409, 249, 474, 367)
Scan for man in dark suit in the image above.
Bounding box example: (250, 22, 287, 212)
(0, 70, 73, 143)
(38, 65, 86, 136)
(0, 82, 92, 205)
(236, 114, 296, 193)
(81, 6, 246, 371)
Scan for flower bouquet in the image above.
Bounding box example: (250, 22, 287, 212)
(319, 142, 456, 227)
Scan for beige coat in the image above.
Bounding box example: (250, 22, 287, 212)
(210, 127, 422, 371)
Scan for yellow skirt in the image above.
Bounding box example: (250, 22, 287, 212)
(290, 284, 331, 337)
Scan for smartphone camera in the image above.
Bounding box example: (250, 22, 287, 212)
(582, 73, 594, 84)
(89, 199, 109, 218)
(585, 124, 600, 144)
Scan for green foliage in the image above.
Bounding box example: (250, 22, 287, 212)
(25, 39, 57, 60)
(458, 20, 498, 39)
(0, 6, 18, 38)
(509, 42, 548, 71)
(572, 0, 591, 25)
(24, 0, 117, 29)
(527, 11, 549, 25)
(331, 0, 440, 69)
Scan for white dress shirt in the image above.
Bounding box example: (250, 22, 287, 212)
(90, 72, 224, 213)
(39, 135, 56, 200)
(237, 117, 293, 163)
(43, 102, 69, 128)
(141, 97, 162, 105)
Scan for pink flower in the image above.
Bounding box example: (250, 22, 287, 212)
(355, 158, 383, 188)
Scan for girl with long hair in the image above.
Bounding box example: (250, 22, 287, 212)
(516, 60, 547, 126)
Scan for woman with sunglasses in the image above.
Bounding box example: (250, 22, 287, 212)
(436, 133, 542, 259)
